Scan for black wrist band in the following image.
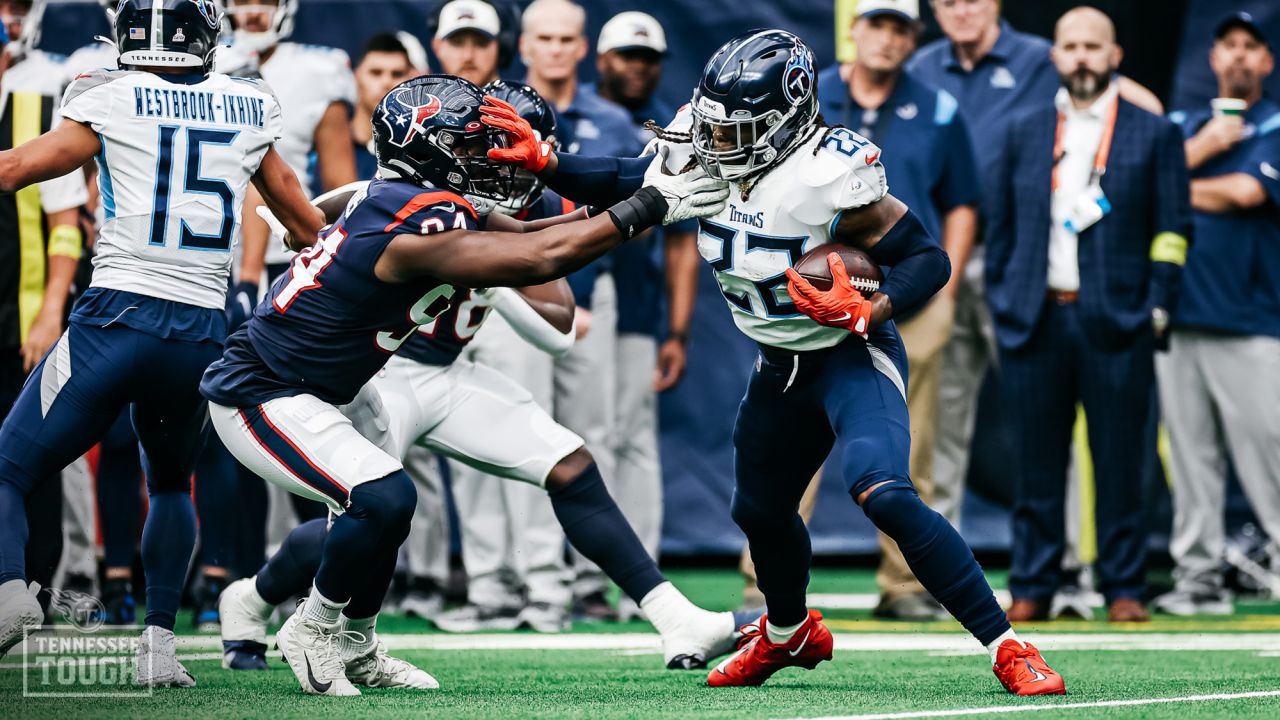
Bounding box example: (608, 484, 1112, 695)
(605, 186, 668, 239)
(586, 205, 608, 218)
(668, 330, 690, 346)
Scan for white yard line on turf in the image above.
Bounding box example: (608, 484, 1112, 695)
(7, 632, 1279, 658)
(778, 689, 1280, 720)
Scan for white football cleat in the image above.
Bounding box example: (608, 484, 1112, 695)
(135, 626, 196, 688)
(0, 579, 43, 657)
(219, 578, 272, 670)
(344, 641, 440, 690)
(275, 611, 360, 696)
(660, 608, 737, 670)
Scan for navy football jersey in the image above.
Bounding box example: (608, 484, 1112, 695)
(396, 189, 576, 366)
(200, 179, 483, 407)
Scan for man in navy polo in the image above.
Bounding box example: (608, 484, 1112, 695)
(575, 10, 701, 621)
(1156, 12, 1280, 618)
(818, 0, 980, 620)
(905, 0, 1060, 538)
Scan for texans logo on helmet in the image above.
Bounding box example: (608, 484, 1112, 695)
(381, 90, 444, 148)
(782, 40, 814, 105)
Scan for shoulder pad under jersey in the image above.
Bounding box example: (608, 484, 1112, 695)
(62, 68, 138, 107)
(782, 127, 888, 226)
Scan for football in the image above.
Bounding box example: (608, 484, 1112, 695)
(793, 243, 884, 298)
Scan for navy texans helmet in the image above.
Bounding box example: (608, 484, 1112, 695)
(373, 75, 515, 205)
(113, 0, 223, 72)
(481, 80, 557, 215)
(691, 29, 819, 181)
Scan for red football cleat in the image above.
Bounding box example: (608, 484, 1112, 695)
(707, 609, 833, 687)
(993, 639, 1066, 696)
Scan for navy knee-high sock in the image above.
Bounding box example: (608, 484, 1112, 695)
(731, 490, 811, 626)
(193, 438, 239, 571)
(236, 470, 269, 578)
(255, 517, 327, 605)
(314, 472, 415, 606)
(140, 491, 197, 630)
(97, 439, 143, 570)
(98, 411, 142, 570)
(861, 483, 1009, 645)
(548, 463, 665, 603)
(0, 481, 28, 584)
(25, 475, 62, 592)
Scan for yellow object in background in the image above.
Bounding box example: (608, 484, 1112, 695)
(836, 0, 858, 62)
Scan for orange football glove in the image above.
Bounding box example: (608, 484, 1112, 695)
(480, 95, 553, 172)
(785, 253, 874, 338)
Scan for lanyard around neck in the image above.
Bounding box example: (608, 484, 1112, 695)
(1052, 96, 1118, 192)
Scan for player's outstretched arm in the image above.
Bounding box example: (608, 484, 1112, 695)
(0, 120, 100, 194)
(831, 194, 951, 326)
(251, 147, 325, 251)
(379, 172, 727, 287)
(482, 96, 650, 206)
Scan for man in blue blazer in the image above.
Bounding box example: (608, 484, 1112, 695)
(985, 7, 1191, 623)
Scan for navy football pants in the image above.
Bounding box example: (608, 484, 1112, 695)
(731, 334, 1009, 644)
(0, 321, 220, 628)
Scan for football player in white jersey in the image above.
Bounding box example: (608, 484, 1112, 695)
(485, 29, 1067, 696)
(0, 0, 322, 687)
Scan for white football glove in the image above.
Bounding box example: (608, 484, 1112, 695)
(643, 147, 730, 224)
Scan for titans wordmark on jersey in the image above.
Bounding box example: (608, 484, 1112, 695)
(655, 107, 888, 352)
(61, 69, 284, 310)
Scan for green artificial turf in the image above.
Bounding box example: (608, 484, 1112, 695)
(3, 568, 1279, 719)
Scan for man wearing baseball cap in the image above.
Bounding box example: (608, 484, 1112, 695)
(1156, 11, 1280, 618)
(573, 10, 700, 622)
(432, 0, 502, 86)
(816, 0, 980, 621)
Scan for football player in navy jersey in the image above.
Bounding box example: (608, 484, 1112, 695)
(485, 30, 1067, 695)
(199, 74, 730, 695)
(220, 82, 742, 679)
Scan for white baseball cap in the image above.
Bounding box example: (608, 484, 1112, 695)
(435, 0, 501, 41)
(597, 11, 667, 56)
(857, 0, 920, 22)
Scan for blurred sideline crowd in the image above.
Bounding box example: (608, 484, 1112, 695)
(1, 0, 1277, 633)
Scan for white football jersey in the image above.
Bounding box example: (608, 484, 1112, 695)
(654, 107, 888, 351)
(218, 42, 355, 263)
(61, 69, 284, 309)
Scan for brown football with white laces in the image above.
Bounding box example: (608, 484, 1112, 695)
(793, 244, 883, 298)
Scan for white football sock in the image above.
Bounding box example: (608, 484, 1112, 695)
(639, 582, 702, 636)
(986, 628, 1024, 665)
(339, 613, 377, 660)
(300, 586, 346, 628)
(765, 617, 806, 645)
(243, 576, 274, 618)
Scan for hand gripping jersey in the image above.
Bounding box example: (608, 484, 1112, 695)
(218, 42, 356, 264)
(61, 69, 284, 309)
(656, 106, 888, 351)
(397, 189, 576, 366)
(200, 178, 481, 408)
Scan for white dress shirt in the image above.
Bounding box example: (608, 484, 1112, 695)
(1048, 83, 1118, 292)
